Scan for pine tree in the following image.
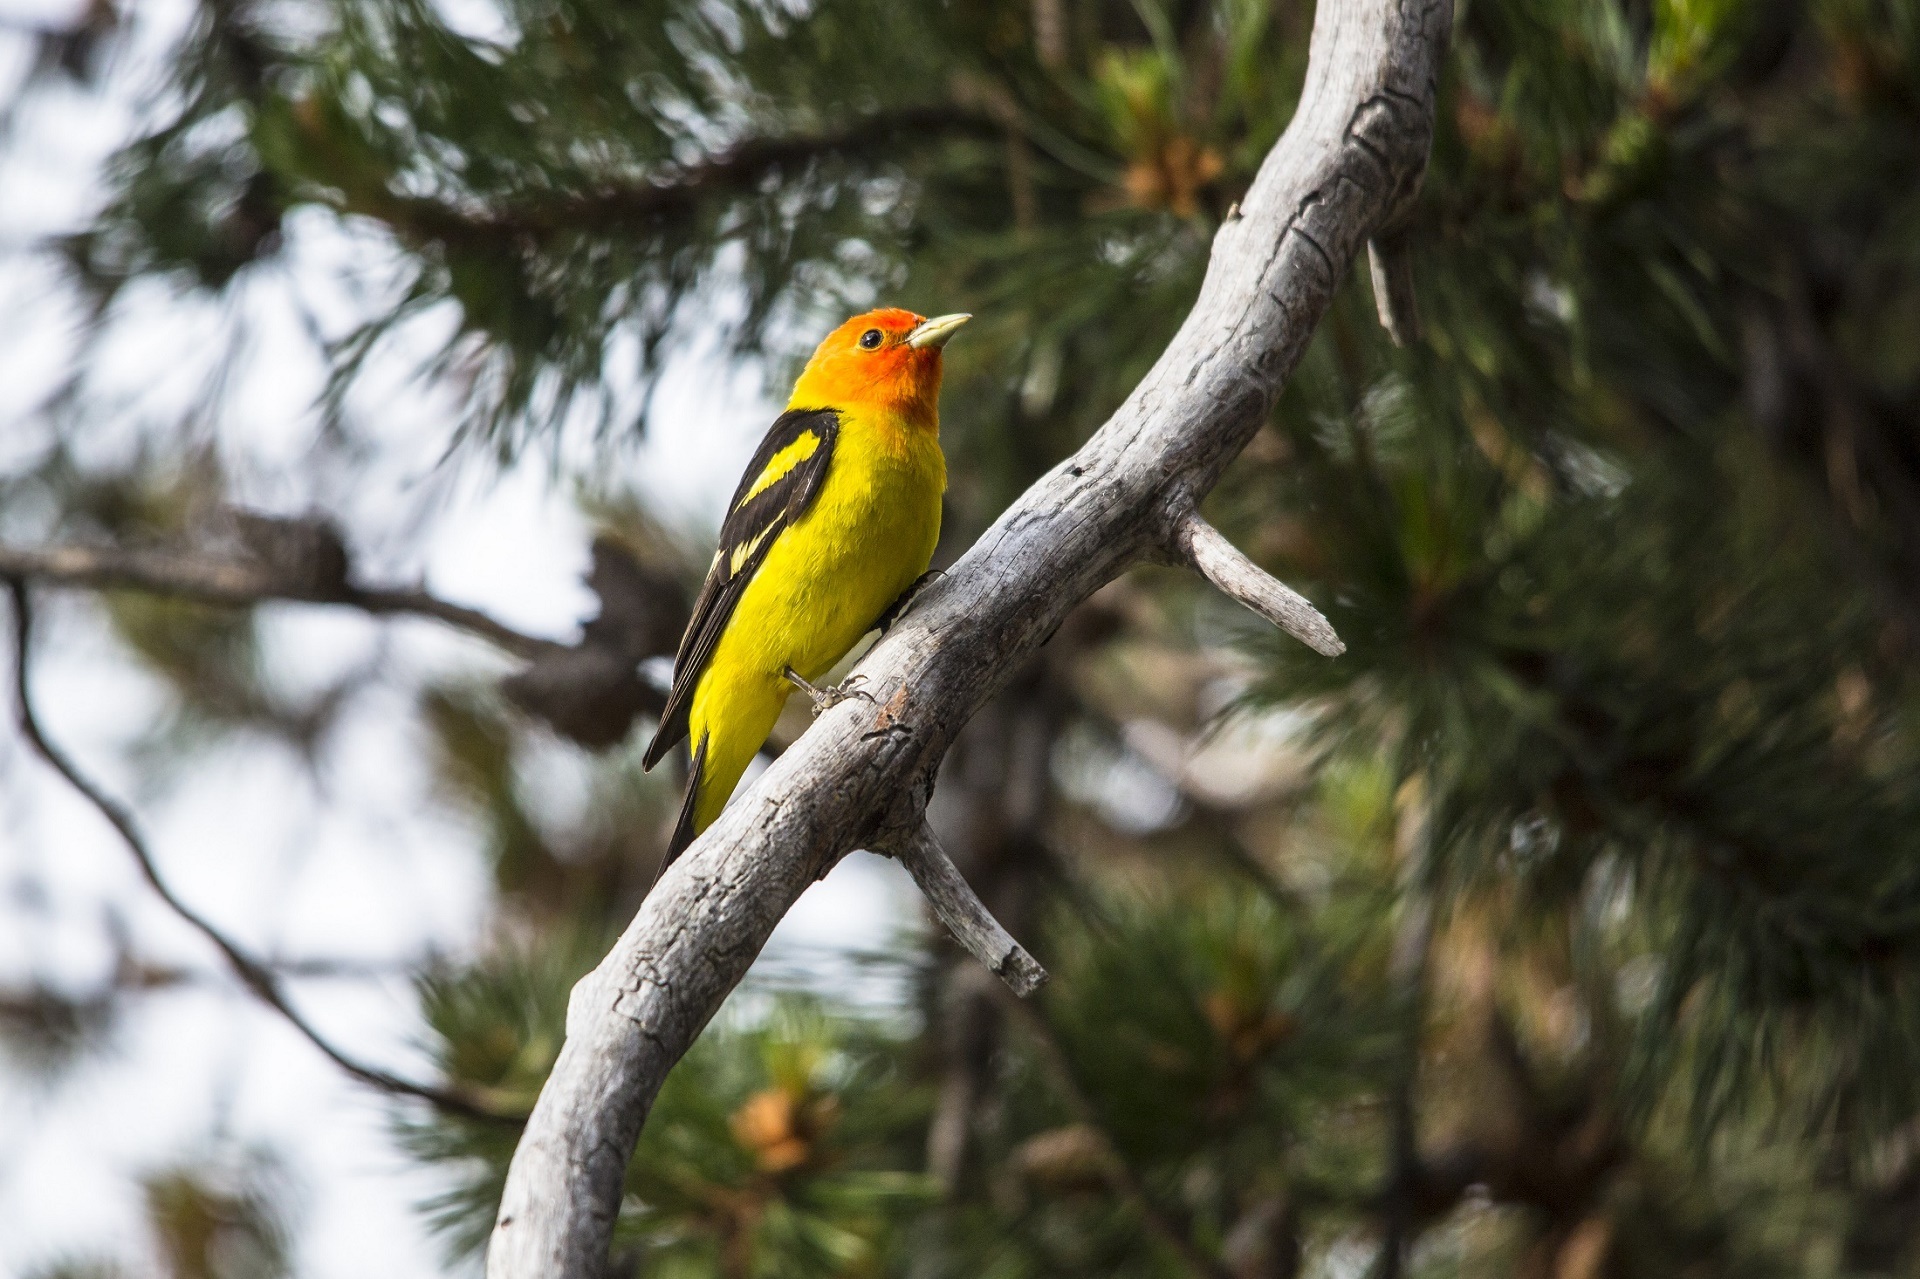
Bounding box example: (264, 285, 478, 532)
(6, 0, 1920, 1274)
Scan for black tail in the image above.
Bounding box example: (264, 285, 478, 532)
(656, 734, 706, 884)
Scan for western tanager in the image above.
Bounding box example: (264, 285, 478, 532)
(642, 308, 969, 863)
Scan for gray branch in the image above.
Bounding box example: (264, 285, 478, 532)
(891, 823, 1047, 997)
(1368, 229, 1423, 347)
(486, 0, 1450, 1270)
(1172, 513, 1345, 656)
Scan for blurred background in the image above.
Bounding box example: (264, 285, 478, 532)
(3, 0, 1920, 1275)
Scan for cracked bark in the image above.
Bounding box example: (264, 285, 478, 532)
(487, 0, 1450, 1270)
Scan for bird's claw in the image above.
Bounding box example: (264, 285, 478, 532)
(784, 668, 877, 716)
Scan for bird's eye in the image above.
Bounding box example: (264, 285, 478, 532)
(858, 328, 884, 349)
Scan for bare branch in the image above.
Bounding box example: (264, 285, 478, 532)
(4, 580, 524, 1125)
(0, 532, 698, 751)
(338, 587, 559, 659)
(890, 823, 1047, 996)
(119, 955, 429, 988)
(1172, 514, 1344, 657)
(1368, 230, 1422, 347)
(487, 0, 1449, 1269)
(0, 540, 559, 661)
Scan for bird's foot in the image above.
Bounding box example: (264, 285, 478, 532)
(784, 668, 877, 717)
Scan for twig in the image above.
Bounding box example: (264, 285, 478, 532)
(339, 586, 556, 658)
(373, 109, 999, 247)
(5, 581, 524, 1125)
(119, 955, 429, 987)
(1171, 515, 1344, 657)
(999, 990, 1234, 1279)
(887, 823, 1047, 996)
(1367, 230, 1422, 348)
(1376, 788, 1438, 1279)
(0, 542, 560, 661)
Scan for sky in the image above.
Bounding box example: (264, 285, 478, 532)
(0, 0, 923, 1272)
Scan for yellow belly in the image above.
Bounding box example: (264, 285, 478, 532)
(687, 423, 942, 831)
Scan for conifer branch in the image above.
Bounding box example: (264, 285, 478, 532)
(5, 580, 525, 1125)
(0, 532, 689, 749)
(371, 109, 999, 246)
(0, 539, 559, 660)
(486, 0, 1450, 1268)
(1000, 990, 1234, 1279)
(1171, 513, 1344, 656)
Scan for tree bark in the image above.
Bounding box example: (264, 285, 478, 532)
(486, 0, 1450, 1270)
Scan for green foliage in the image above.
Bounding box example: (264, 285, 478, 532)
(614, 1000, 933, 1278)
(403, 928, 609, 1257)
(407, 930, 933, 1271)
(406, 879, 1411, 1277)
(20, 0, 1920, 1273)
(140, 1147, 299, 1279)
(63, 0, 1315, 460)
(1211, 0, 1920, 1145)
(1036, 885, 1395, 1173)
(923, 883, 1405, 1277)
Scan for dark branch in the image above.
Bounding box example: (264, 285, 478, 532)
(1000, 989, 1234, 1279)
(0, 540, 559, 661)
(373, 109, 1000, 246)
(5, 580, 524, 1124)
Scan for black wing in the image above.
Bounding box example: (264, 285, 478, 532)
(642, 407, 840, 769)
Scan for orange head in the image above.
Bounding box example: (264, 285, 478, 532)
(788, 308, 970, 425)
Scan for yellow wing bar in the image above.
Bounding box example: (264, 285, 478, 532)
(739, 429, 823, 506)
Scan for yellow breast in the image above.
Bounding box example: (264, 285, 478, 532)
(738, 406, 943, 678)
(684, 405, 944, 829)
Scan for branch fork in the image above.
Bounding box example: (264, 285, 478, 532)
(487, 0, 1447, 1263)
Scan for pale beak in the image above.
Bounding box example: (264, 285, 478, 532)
(905, 312, 972, 350)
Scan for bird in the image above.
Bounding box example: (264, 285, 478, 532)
(641, 307, 970, 868)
